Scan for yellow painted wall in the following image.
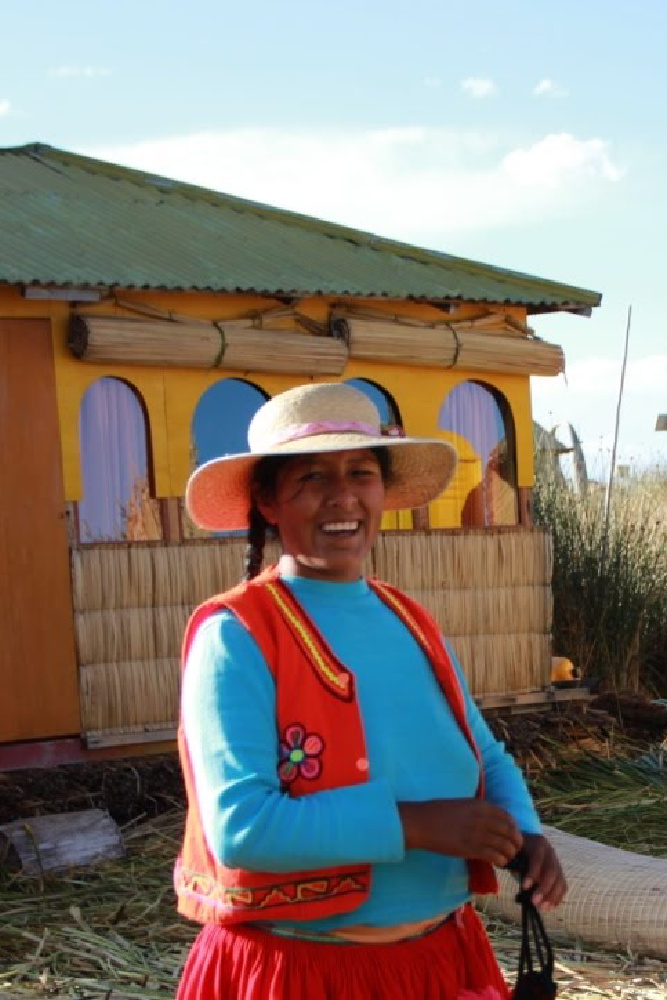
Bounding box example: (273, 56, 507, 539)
(0, 288, 538, 527)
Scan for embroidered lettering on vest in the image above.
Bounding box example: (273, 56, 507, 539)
(264, 581, 353, 700)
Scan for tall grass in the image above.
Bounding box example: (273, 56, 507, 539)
(533, 467, 667, 694)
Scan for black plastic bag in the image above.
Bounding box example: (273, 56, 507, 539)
(505, 849, 558, 999)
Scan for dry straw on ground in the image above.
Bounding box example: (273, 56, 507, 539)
(2, 806, 666, 999)
(3, 712, 667, 998)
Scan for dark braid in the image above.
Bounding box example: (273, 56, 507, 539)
(244, 455, 289, 581)
(244, 504, 269, 580)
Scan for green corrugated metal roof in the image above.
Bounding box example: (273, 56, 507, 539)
(0, 143, 601, 313)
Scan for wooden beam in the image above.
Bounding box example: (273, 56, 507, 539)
(476, 687, 591, 714)
(517, 487, 533, 526)
(160, 498, 182, 543)
(411, 506, 430, 530)
(84, 727, 177, 750)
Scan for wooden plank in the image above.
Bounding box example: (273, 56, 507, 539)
(84, 727, 177, 749)
(411, 505, 430, 530)
(0, 809, 124, 874)
(160, 497, 182, 543)
(517, 487, 533, 526)
(0, 320, 80, 743)
(476, 687, 592, 712)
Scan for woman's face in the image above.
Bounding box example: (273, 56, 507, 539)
(257, 448, 386, 582)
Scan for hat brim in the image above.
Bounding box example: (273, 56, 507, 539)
(185, 433, 458, 532)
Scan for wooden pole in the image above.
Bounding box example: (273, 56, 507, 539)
(604, 306, 633, 543)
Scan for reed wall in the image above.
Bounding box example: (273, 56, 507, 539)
(72, 529, 552, 738)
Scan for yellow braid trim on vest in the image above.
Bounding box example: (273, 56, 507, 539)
(370, 581, 433, 654)
(264, 582, 351, 697)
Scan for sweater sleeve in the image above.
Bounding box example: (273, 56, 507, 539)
(181, 611, 405, 873)
(444, 641, 542, 835)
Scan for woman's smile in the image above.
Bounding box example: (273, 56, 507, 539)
(320, 519, 361, 535)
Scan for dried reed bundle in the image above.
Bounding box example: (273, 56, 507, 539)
(72, 541, 279, 612)
(76, 607, 189, 664)
(68, 315, 347, 374)
(406, 584, 552, 636)
(332, 315, 563, 375)
(371, 529, 553, 589)
(72, 530, 551, 733)
(449, 634, 550, 695)
(79, 659, 179, 731)
(488, 824, 667, 960)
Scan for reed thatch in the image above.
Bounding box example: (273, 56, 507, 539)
(72, 530, 552, 736)
(370, 528, 553, 589)
(331, 314, 564, 375)
(68, 315, 347, 374)
(450, 634, 551, 695)
(407, 586, 551, 636)
(79, 659, 179, 733)
(72, 541, 280, 612)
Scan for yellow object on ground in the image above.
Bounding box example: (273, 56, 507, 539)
(551, 656, 578, 683)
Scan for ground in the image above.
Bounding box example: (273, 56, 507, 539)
(2, 697, 667, 998)
(0, 753, 184, 827)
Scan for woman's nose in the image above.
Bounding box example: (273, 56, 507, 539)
(324, 474, 356, 507)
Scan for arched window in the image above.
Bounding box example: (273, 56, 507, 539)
(439, 381, 517, 527)
(345, 378, 410, 530)
(186, 378, 269, 537)
(345, 378, 402, 429)
(78, 377, 160, 542)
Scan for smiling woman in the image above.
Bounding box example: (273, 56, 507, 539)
(175, 382, 566, 1000)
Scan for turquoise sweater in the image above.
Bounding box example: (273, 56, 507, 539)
(181, 574, 540, 930)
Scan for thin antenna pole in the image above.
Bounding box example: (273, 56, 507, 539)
(604, 305, 633, 541)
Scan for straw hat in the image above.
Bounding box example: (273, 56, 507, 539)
(186, 382, 457, 531)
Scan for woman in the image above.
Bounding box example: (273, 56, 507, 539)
(175, 382, 566, 999)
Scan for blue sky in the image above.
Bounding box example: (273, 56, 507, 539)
(2, 0, 665, 475)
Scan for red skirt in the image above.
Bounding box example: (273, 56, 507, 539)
(176, 904, 511, 1000)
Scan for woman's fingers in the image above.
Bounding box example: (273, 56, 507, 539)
(522, 833, 567, 909)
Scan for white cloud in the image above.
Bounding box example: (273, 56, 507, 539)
(533, 78, 568, 98)
(502, 133, 624, 188)
(0, 99, 11, 117)
(461, 77, 497, 98)
(51, 66, 111, 78)
(83, 127, 623, 243)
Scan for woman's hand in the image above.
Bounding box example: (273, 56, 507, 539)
(398, 799, 523, 867)
(520, 832, 567, 911)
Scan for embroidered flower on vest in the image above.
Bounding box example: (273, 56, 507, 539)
(279, 723, 324, 783)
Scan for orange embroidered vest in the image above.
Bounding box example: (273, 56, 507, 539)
(174, 566, 497, 926)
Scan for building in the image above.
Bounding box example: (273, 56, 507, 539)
(0, 143, 601, 766)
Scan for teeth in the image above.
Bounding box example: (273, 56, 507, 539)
(321, 521, 359, 533)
